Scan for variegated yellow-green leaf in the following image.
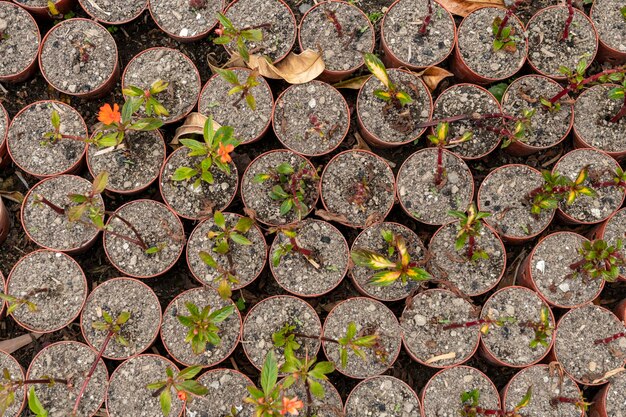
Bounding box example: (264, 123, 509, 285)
(351, 250, 396, 270)
(370, 270, 402, 286)
(364, 53, 391, 89)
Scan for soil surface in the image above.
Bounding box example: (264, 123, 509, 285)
(574, 84, 626, 153)
(0, 2, 39, 79)
(592, 0, 626, 53)
(149, 0, 222, 39)
(605, 370, 626, 417)
(345, 375, 419, 417)
(80, 0, 147, 23)
(187, 369, 255, 417)
(0, 350, 25, 417)
(601, 208, 626, 277)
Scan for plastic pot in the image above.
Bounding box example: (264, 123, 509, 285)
(78, 0, 146, 25)
(0, 350, 26, 417)
(0, 197, 9, 245)
(148, 0, 224, 42)
(0, 102, 8, 168)
(0, 2, 41, 83)
(345, 376, 418, 415)
(13, 0, 76, 20)
(590, 0, 626, 64)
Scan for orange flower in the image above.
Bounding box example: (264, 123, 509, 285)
(98, 103, 121, 125)
(280, 396, 303, 415)
(217, 142, 235, 163)
(177, 391, 187, 401)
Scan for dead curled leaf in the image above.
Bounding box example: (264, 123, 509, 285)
(413, 66, 454, 91)
(333, 75, 371, 90)
(438, 0, 505, 17)
(425, 352, 457, 364)
(225, 49, 325, 84)
(171, 113, 222, 146)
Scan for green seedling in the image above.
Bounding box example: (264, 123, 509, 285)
(448, 204, 491, 262)
(147, 366, 208, 416)
(177, 302, 235, 355)
(214, 67, 260, 110)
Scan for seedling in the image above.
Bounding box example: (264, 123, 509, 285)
(244, 351, 304, 417)
(214, 13, 270, 63)
(208, 211, 254, 255)
(522, 306, 554, 349)
(448, 204, 491, 262)
(428, 122, 473, 187)
(41, 109, 89, 145)
(271, 227, 321, 269)
(594, 328, 626, 345)
(363, 53, 413, 109)
(347, 168, 373, 211)
(172, 116, 240, 189)
(0, 369, 69, 417)
(527, 167, 595, 216)
(176, 302, 235, 355)
(442, 314, 516, 336)
(562, 0, 574, 41)
(71, 38, 95, 63)
(418, 0, 433, 35)
(197, 250, 240, 299)
(28, 387, 48, 417)
(122, 79, 170, 118)
(491, 0, 525, 52)
(460, 388, 531, 417)
(569, 239, 625, 282)
(324, 8, 343, 37)
(0, 287, 48, 315)
(273, 323, 302, 355)
(214, 67, 260, 110)
(253, 162, 319, 219)
(351, 230, 431, 287)
(147, 366, 208, 416)
(550, 394, 592, 412)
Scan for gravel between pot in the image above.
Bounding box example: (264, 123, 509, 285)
(27, 341, 108, 417)
(0, 350, 25, 417)
(574, 84, 626, 154)
(605, 370, 626, 417)
(599, 208, 626, 277)
(273, 81, 349, 156)
(345, 375, 419, 417)
(80, 278, 162, 359)
(22, 175, 103, 252)
(187, 369, 256, 417)
(123, 48, 201, 124)
(527, 6, 598, 78)
(87, 130, 165, 193)
(271, 219, 348, 296)
(299, 0, 374, 73)
(320, 150, 395, 228)
(7, 101, 87, 178)
(198, 68, 273, 144)
(555, 305, 626, 385)
(322, 297, 401, 379)
(0, 1, 40, 81)
(242, 295, 321, 371)
(161, 287, 241, 367)
(149, 0, 223, 40)
(591, 0, 626, 56)
(350, 222, 426, 301)
(40, 18, 118, 96)
(106, 354, 184, 417)
(422, 365, 500, 417)
(401, 289, 480, 368)
(397, 148, 473, 226)
(283, 376, 343, 417)
(381, 0, 455, 69)
(79, 0, 146, 24)
(6, 249, 87, 333)
(104, 199, 185, 278)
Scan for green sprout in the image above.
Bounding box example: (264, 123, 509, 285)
(338, 322, 386, 368)
(214, 68, 260, 110)
(363, 53, 413, 108)
(0, 369, 68, 417)
(526, 307, 553, 349)
(272, 323, 302, 355)
(122, 79, 170, 118)
(527, 167, 595, 216)
(213, 13, 266, 63)
(91, 310, 131, 348)
(280, 348, 334, 406)
(569, 239, 625, 282)
(147, 366, 208, 416)
(176, 302, 235, 355)
(448, 204, 491, 262)
(461, 387, 531, 417)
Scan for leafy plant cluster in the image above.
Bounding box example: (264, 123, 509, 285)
(569, 239, 625, 282)
(176, 301, 235, 355)
(460, 387, 531, 417)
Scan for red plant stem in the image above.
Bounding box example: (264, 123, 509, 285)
(610, 94, 626, 123)
(551, 397, 578, 405)
(561, 0, 574, 41)
(527, 185, 571, 199)
(289, 237, 312, 257)
(495, 0, 524, 39)
(548, 68, 626, 104)
(12, 378, 69, 387)
(71, 330, 113, 416)
(593, 181, 626, 189)
(324, 9, 343, 37)
(59, 134, 88, 142)
(594, 331, 626, 345)
(305, 379, 313, 417)
(443, 318, 494, 330)
(416, 113, 519, 128)
(292, 332, 340, 344)
(467, 235, 476, 259)
(419, 0, 433, 35)
(434, 147, 444, 186)
(105, 211, 149, 250)
(36, 195, 66, 215)
(569, 258, 586, 271)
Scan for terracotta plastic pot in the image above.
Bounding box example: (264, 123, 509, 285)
(614, 298, 626, 322)
(380, 0, 456, 70)
(589, 384, 610, 417)
(590, 0, 626, 64)
(148, 0, 223, 42)
(0, 349, 26, 417)
(356, 70, 433, 148)
(345, 375, 418, 415)
(78, 0, 147, 25)
(0, 102, 8, 168)
(0, 197, 9, 245)
(14, 0, 76, 19)
(298, 0, 375, 82)
(0, 2, 41, 83)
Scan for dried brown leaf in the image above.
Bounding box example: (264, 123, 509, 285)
(438, 0, 505, 17)
(0, 333, 43, 354)
(333, 75, 371, 90)
(425, 352, 456, 364)
(315, 209, 350, 225)
(229, 49, 325, 84)
(171, 113, 222, 146)
(413, 66, 454, 91)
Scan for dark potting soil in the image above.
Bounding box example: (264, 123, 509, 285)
(80, 0, 146, 23)
(345, 376, 419, 417)
(283, 377, 343, 417)
(504, 365, 581, 417)
(555, 305, 626, 384)
(106, 355, 184, 417)
(161, 147, 238, 219)
(527, 6, 597, 78)
(224, 0, 296, 62)
(574, 84, 626, 153)
(40, 19, 117, 95)
(481, 287, 554, 366)
(457, 7, 526, 80)
(428, 221, 505, 297)
(478, 165, 553, 239)
(23, 175, 103, 251)
(529, 232, 602, 308)
(554, 148, 624, 223)
(104, 200, 185, 277)
(161, 287, 240, 367)
(323, 297, 401, 379)
(7, 101, 86, 177)
(422, 366, 499, 417)
(81, 278, 161, 359)
(501, 75, 573, 148)
(592, 0, 626, 54)
(320, 150, 394, 228)
(8, 250, 86, 332)
(382, 0, 454, 68)
(0, 351, 24, 417)
(274, 81, 349, 156)
(87, 130, 165, 192)
(606, 370, 626, 417)
(187, 369, 255, 417)
(299, 1, 374, 72)
(401, 290, 480, 368)
(271, 219, 348, 296)
(602, 208, 626, 277)
(358, 70, 431, 144)
(0, 2, 39, 78)
(123, 48, 201, 123)
(187, 212, 266, 289)
(27, 342, 107, 417)
(350, 222, 426, 301)
(242, 295, 321, 371)
(198, 68, 273, 144)
(432, 84, 501, 159)
(149, 0, 222, 39)
(241, 150, 318, 225)
(397, 148, 473, 225)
